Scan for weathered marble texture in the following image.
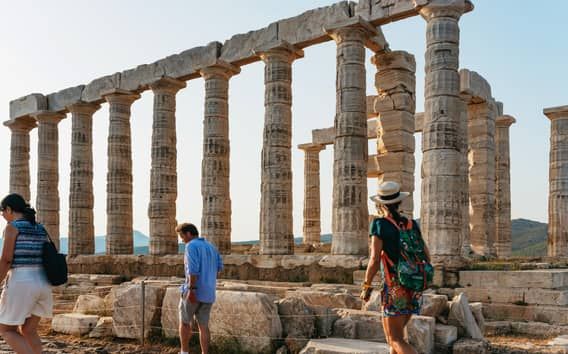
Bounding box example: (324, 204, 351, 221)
(200, 62, 240, 254)
(372, 50, 416, 217)
(34, 111, 66, 250)
(148, 78, 186, 255)
(68, 103, 100, 255)
(257, 41, 303, 255)
(544, 106, 568, 257)
(327, 18, 376, 255)
(103, 90, 140, 255)
(420, 0, 472, 265)
(5, 117, 36, 202)
(299, 144, 326, 244)
(494, 115, 515, 257)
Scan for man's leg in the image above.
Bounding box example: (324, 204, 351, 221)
(196, 303, 213, 354)
(179, 320, 192, 353)
(179, 296, 196, 354)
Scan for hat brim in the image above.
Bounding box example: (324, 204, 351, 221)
(370, 192, 410, 205)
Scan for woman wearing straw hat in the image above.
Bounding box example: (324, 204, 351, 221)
(361, 181, 431, 354)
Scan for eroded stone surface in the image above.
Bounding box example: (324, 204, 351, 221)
(406, 315, 435, 354)
(52, 313, 99, 336)
(300, 338, 390, 354)
(9, 93, 47, 119)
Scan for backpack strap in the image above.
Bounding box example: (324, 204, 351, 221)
(383, 216, 413, 231)
(380, 250, 395, 287)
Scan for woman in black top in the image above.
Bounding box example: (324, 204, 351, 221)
(361, 181, 430, 354)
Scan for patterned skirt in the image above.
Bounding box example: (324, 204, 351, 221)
(381, 280, 421, 317)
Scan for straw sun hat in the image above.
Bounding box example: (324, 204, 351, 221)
(369, 181, 410, 205)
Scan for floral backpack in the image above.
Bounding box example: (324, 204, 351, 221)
(381, 216, 434, 292)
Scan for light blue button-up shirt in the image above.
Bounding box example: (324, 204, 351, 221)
(181, 237, 223, 303)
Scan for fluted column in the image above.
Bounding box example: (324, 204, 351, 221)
(495, 115, 515, 258)
(544, 106, 568, 257)
(326, 18, 377, 255)
(199, 62, 240, 254)
(420, 0, 472, 265)
(68, 103, 100, 255)
(103, 89, 140, 255)
(468, 100, 497, 257)
(372, 51, 416, 218)
(148, 78, 186, 255)
(5, 117, 36, 202)
(256, 41, 303, 255)
(33, 111, 66, 250)
(299, 143, 325, 244)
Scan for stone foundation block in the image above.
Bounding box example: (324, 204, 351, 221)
(332, 309, 385, 342)
(420, 294, 448, 317)
(299, 338, 390, 354)
(452, 338, 489, 354)
(406, 315, 435, 354)
(484, 321, 511, 336)
(89, 316, 114, 338)
(482, 303, 568, 325)
(458, 270, 568, 289)
(278, 297, 316, 353)
(160, 287, 181, 338)
(435, 324, 457, 346)
(52, 313, 99, 336)
(73, 294, 108, 316)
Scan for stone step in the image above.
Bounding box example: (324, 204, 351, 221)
(300, 338, 390, 354)
(482, 303, 568, 325)
(485, 320, 568, 337)
(455, 286, 568, 306)
(459, 269, 568, 289)
(352, 270, 381, 286)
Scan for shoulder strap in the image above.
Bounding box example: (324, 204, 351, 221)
(383, 216, 413, 231)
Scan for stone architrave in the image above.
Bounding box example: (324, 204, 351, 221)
(543, 106, 568, 257)
(298, 143, 326, 244)
(4, 117, 36, 202)
(326, 17, 377, 255)
(494, 115, 515, 257)
(419, 0, 473, 266)
(33, 111, 66, 250)
(199, 62, 240, 254)
(148, 78, 186, 255)
(372, 50, 416, 218)
(68, 103, 100, 256)
(102, 89, 140, 255)
(255, 41, 304, 255)
(468, 100, 497, 257)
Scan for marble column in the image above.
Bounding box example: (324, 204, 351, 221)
(372, 50, 416, 218)
(299, 143, 325, 244)
(200, 62, 240, 255)
(494, 115, 515, 258)
(68, 103, 100, 256)
(148, 78, 186, 255)
(103, 89, 140, 255)
(33, 111, 66, 250)
(256, 41, 303, 255)
(468, 100, 497, 256)
(544, 106, 568, 257)
(420, 0, 472, 265)
(326, 18, 377, 255)
(5, 117, 36, 202)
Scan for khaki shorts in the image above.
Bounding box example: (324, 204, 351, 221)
(179, 295, 212, 325)
(0, 267, 53, 326)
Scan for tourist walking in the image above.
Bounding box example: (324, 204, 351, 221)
(176, 223, 223, 354)
(361, 182, 433, 354)
(0, 193, 52, 354)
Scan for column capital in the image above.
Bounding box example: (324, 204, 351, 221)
(67, 102, 101, 115)
(101, 89, 140, 105)
(544, 105, 568, 120)
(4, 116, 37, 132)
(419, 0, 474, 21)
(496, 115, 516, 127)
(149, 77, 186, 94)
(254, 40, 304, 63)
(31, 110, 66, 124)
(298, 143, 326, 153)
(199, 60, 241, 80)
(324, 16, 379, 44)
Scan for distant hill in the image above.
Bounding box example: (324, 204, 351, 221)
(59, 230, 152, 254)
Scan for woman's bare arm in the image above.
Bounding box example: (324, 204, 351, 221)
(364, 236, 383, 286)
(0, 225, 17, 283)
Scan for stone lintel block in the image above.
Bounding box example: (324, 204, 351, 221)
(82, 73, 121, 103)
(47, 85, 86, 112)
(375, 152, 415, 174)
(372, 51, 416, 72)
(459, 68, 492, 103)
(496, 115, 516, 127)
(544, 105, 568, 120)
(220, 23, 278, 66)
(277, 1, 351, 48)
(119, 63, 165, 92)
(459, 270, 568, 289)
(366, 27, 389, 53)
(355, 0, 428, 26)
(312, 127, 335, 146)
(155, 41, 221, 80)
(9, 93, 47, 119)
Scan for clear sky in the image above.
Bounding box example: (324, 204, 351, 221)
(0, 0, 564, 241)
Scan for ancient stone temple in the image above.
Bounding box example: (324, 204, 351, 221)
(5, 0, 520, 277)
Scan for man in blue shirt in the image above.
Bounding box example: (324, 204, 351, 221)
(176, 223, 223, 354)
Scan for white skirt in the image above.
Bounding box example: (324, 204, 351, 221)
(0, 267, 53, 325)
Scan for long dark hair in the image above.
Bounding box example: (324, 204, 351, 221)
(385, 202, 407, 227)
(1, 193, 37, 224)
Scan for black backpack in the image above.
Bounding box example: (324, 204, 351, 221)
(42, 230, 68, 286)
